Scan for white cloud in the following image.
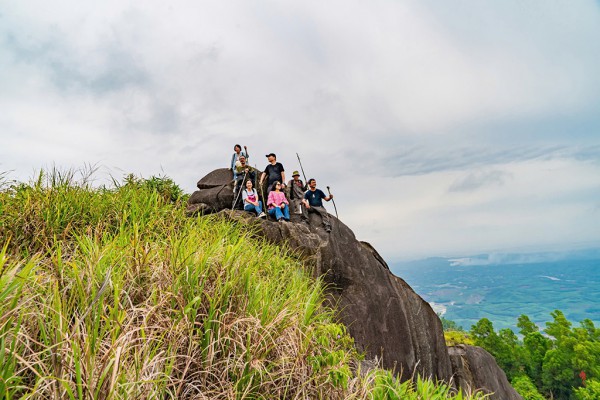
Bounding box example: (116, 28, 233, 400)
(1, 0, 599, 258)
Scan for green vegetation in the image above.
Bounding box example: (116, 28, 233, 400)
(0, 169, 487, 399)
(470, 312, 600, 399)
(439, 315, 474, 346)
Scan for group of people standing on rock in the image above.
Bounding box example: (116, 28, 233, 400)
(229, 144, 334, 232)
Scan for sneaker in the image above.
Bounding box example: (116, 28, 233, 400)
(258, 212, 266, 218)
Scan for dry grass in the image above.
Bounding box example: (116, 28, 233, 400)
(0, 169, 488, 399)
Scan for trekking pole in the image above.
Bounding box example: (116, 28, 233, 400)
(257, 165, 266, 212)
(231, 170, 248, 211)
(296, 153, 308, 183)
(326, 186, 339, 220)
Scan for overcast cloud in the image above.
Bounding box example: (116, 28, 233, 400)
(1, 0, 599, 260)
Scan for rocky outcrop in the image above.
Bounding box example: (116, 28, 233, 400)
(186, 169, 235, 216)
(448, 345, 523, 400)
(187, 168, 519, 395)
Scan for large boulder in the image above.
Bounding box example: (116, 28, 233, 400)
(187, 168, 235, 215)
(188, 169, 452, 381)
(448, 345, 523, 400)
(188, 169, 522, 396)
(215, 209, 453, 382)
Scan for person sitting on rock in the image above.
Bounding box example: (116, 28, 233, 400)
(242, 179, 266, 218)
(232, 155, 258, 209)
(230, 144, 248, 180)
(260, 153, 285, 196)
(302, 178, 333, 232)
(286, 171, 307, 217)
(266, 181, 290, 222)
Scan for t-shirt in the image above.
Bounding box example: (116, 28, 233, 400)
(242, 189, 258, 207)
(263, 162, 285, 184)
(304, 189, 326, 208)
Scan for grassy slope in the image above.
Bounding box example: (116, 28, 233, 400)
(0, 170, 487, 399)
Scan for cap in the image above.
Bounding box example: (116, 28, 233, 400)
(292, 171, 300, 176)
(265, 153, 276, 158)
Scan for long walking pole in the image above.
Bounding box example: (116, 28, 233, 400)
(231, 170, 248, 211)
(326, 186, 339, 219)
(257, 165, 266, 212)
(296, 153, 308, 183)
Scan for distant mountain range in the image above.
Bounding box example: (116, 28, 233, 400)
(447, 247, 600, 267)
(394, 247, 600, 269)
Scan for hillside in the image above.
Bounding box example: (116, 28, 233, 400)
(0, 170, 491, 399)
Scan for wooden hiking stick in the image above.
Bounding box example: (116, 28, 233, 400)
(326, 186, 339, 220)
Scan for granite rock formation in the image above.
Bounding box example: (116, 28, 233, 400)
(187, 168, 522, 398)
(449, 345, 523, 400)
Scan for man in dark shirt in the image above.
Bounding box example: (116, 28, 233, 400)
(302, 178, 333, 232)
(260, 153, 286, 195)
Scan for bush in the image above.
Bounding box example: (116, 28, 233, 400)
(512, 375, 545, 400)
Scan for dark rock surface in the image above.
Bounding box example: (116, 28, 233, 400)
(448, 345, 523, 400)
(187, 169, 234, 215)
(188, 169, 520, 395)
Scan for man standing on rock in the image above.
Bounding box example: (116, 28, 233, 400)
(302, 178, 333, 232)
(260, 153, 286, 196)
(286, 171, 307, 217)
(232, 155, 258, 209)
(230, 144, 248, 181)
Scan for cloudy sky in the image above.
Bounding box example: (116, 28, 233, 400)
(1, 1, 599, 261)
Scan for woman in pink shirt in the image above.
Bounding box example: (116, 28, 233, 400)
(266, 181, 290, 221)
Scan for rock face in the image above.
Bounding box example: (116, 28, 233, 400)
(188, 168, 519, 395)
(187, 169, 235, 216)
(448, 345, 523, 400)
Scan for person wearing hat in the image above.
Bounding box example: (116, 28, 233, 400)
(260, 153, 285, 196)
(286, 170, 307, 217)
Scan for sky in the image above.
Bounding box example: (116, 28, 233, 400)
(1, 0, 599, 261)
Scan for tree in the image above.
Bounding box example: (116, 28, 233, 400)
(511, 375, 545, 400)
(522, 331, 550, 387)
(470, 319, 519, 379)
(574, 379, 600, 400)
(518, 315, 538, 336)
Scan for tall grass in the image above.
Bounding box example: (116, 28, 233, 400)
(0, 169, 488, 399)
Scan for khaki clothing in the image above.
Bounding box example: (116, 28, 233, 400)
(286, 179, 307, 215)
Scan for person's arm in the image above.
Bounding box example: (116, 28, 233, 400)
(251, 190, 259, 206)
(260, 171, 266, 184)
(267, 191, 276, 208)
(230, 153, 236, 170)
(244, 146, 249, 160)
(323, 189, 333, 201)
(281, 168, 286, 187)
(303, 192, 311, 209)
